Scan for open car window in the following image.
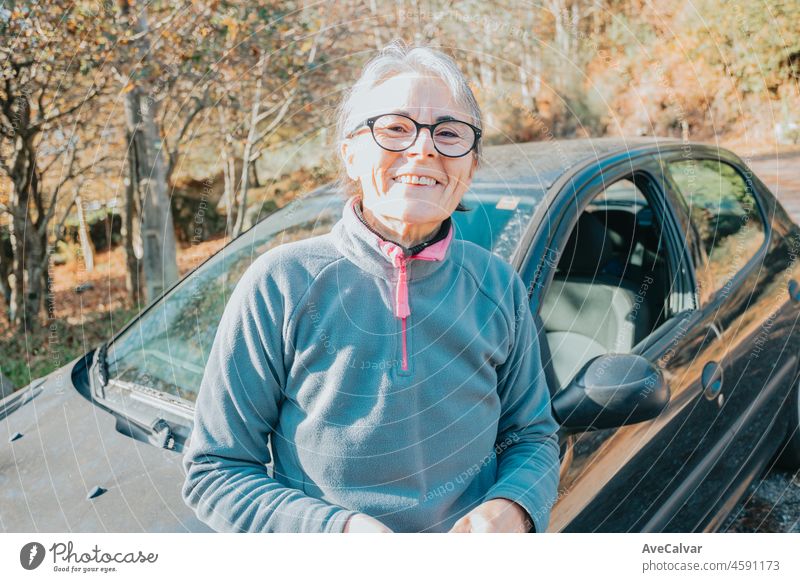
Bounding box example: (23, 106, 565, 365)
(540, 177, 676, 392)
(103, 183, 547, 411)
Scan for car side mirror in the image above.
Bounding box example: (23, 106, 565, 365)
(552, 353, 669, 432)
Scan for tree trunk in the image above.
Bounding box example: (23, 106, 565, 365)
(7, 135, 44, 329)
(17, 218, 45, 330)
(7, 211, 23, 325)
(251, 163, 261, 189)
(216, 105, 237, 236)
(120, 2, 179, 304)
(122, 112, 144, 307)
(520, 45, 531, 102)
(232, 56, 269, 239)
(0, 232, 11, 318)
(123, 86, 179, 304)
(75, 194, 95, 273)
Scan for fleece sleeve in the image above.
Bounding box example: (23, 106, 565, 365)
(481, 273, 561, 534)
(181, 260, 360, 533)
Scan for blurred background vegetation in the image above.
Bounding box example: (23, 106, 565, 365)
(1, 0, 799, 393)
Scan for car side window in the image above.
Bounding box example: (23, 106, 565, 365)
(666, 159, 766, 300)
(540, 177, 675, 391)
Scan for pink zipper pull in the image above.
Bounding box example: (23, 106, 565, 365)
(397, 258, 410, 371)
(375, 240, 414, 372)
(395, 258, 410, 319)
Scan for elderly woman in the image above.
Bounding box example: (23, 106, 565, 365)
(182, 42, 560, 533)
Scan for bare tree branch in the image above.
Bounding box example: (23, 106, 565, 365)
(29, 81, 105, 131)
(8, 58, 35, 71)
(252, 86, 298, 125)
(43, 146, 78, 215)
(252, 90, 297, 150)
(53, 180, 82, 241)
(126, 1, 190, 42)
(38, 153, 111, 238)
(39, 146, 70, 176)
(165, 86, 209, 178)
(37, 65, 54, 124)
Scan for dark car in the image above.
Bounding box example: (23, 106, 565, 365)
(3, 137, 799, 532)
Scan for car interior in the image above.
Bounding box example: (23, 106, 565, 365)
(538, 178, 672, 393)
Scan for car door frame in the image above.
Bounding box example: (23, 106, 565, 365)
(520, 145, 696, 343)
(515, 144, 741, 531)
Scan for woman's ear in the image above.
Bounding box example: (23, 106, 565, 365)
(468, 153, 478, 180)
(340, 140, 359, 181)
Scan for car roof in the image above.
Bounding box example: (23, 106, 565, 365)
(475, 136, 683, 192)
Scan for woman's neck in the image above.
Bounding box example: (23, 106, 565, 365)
(359, 200, 442, 250)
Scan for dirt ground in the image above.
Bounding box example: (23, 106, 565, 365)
(47, 237, 230, 324)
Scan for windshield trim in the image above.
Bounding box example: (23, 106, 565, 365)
(106, 377, 195, 422)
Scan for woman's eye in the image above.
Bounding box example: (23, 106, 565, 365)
(436, 130, 458, 138)
(387, 125, 411, 133)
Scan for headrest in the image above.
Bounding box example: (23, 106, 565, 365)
(557, 212, 613, 275)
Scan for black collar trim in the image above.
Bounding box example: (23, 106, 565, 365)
(353, 198, 452, 257)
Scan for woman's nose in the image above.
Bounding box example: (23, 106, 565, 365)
(406, 127, 437, 157)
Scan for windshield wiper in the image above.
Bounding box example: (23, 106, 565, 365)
(113, 414, 177, 451)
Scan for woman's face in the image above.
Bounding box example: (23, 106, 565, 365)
(341, 72, 478, 227)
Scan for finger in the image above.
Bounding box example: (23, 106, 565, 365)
(468, 513, 491, 533)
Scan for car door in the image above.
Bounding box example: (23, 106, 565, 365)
(657, 151, 800, 529)
(522, 149, 740, 532)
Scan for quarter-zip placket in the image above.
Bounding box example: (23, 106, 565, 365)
(378, 242, 443, 372)
(349, 196, 454, 374)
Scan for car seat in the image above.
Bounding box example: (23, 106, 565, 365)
(540, 211, 653, 391)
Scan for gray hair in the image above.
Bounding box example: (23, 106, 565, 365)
(335, 40, 482, 210)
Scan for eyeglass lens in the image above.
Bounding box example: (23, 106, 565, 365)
(371, 114, 476, 157)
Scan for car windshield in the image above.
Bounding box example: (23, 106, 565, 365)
(104, 181, 547, 409)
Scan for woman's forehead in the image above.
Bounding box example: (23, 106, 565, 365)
(353, 72, 472, 122)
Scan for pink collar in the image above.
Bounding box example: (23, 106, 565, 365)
(346, 196, 454, 267)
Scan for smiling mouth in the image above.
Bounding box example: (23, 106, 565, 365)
(393, 174, 442, 186)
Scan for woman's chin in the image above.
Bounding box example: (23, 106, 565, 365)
(371, 195, 447, 224)
(383, 185, 448, 211)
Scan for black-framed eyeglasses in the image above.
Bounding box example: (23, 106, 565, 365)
(349, 113, 482, 158)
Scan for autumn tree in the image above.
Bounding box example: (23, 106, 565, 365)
(0, 1, 116, 330)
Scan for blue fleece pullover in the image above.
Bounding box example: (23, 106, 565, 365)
(181, 194, 561, 533)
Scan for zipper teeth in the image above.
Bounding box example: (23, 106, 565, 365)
(398, 258, 409, 371)
(401, 317, 408, 370)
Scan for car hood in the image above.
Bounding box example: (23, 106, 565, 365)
(0, 352, 211, 532)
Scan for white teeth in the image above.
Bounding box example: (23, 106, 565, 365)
(396, 175, 437, 186)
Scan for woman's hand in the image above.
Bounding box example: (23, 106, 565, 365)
(448, 498, 534, 533)
(343, 513, 394, 533)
